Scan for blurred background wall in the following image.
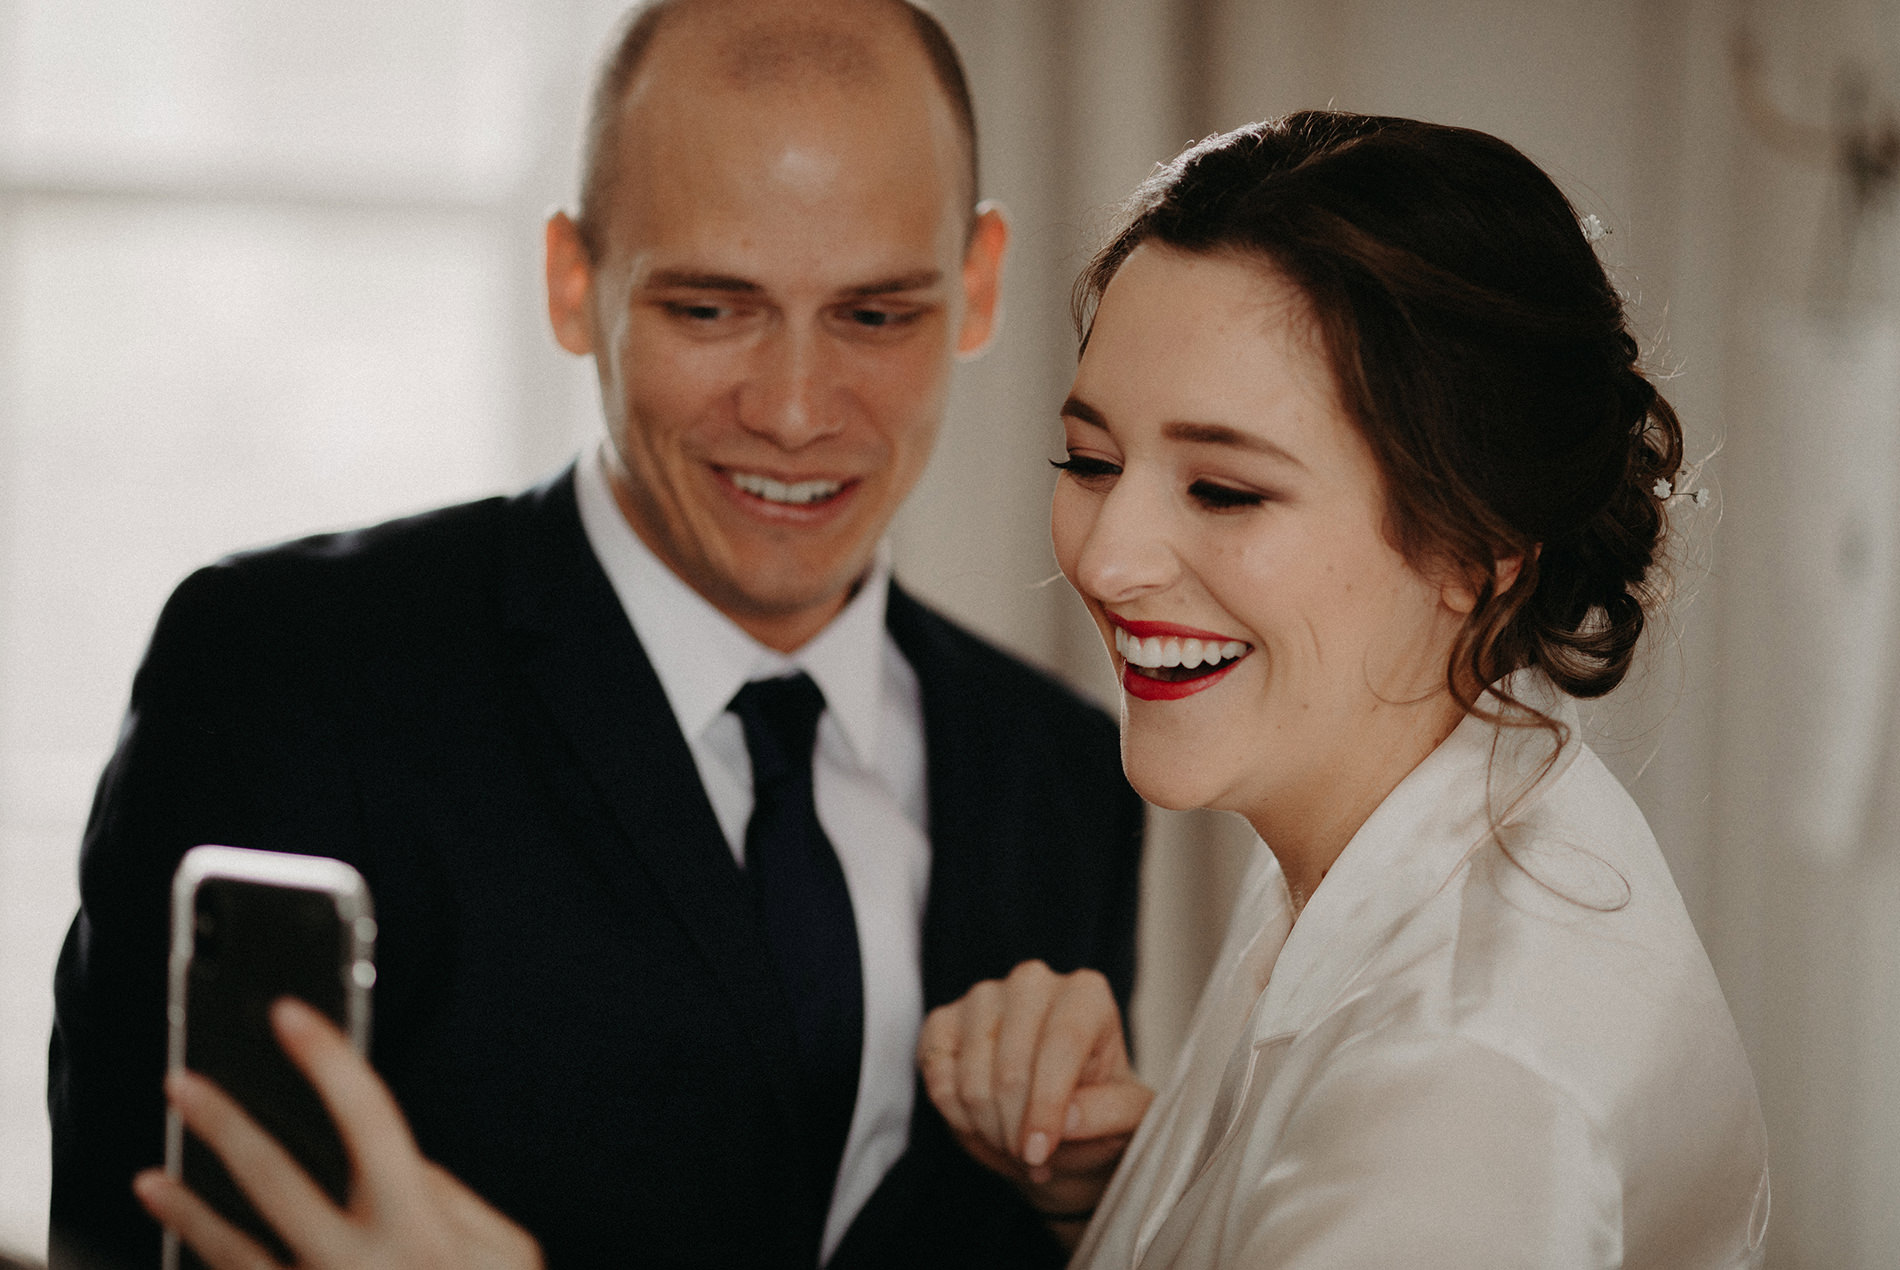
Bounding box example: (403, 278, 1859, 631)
(1, 0, 1895, 1264)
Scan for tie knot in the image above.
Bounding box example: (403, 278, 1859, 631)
(728, 672, 827, 788)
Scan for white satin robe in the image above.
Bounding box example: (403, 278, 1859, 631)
(1075, 683, 1769, 1269)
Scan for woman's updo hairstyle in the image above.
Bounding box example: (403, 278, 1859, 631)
(1075, 112, 1683, 718)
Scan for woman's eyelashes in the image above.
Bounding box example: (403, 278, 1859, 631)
(1052, 455, 1271, 511)
(1050, 454, 1122, 485)
(1188, 479, 1268, 511)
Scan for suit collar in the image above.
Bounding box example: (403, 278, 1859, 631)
(571, 448, 897, 769)
(885, 588, 1024, 1011)
(499, 465, 807, 1103)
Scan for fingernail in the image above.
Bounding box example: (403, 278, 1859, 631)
(1024, 1131, 1051, 1166)
(132, 1171, 162, 1201)
(1065, 1103, 1082, 1135)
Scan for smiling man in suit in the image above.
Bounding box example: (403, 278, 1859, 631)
(47, 2, 1143, 1267)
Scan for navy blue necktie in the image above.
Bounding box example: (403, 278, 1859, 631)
(728, 673, 863, 1215)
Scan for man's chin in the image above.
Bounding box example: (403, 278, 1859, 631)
(705, 561, 878, 649)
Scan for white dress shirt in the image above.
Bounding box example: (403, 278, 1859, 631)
(574, 450, 931, 1264)
(1074, 675, 1770, 1270)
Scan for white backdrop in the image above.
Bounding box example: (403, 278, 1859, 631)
(3, 2, 1897, 1265)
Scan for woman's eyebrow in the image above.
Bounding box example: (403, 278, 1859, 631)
(1163, 420, 1306, 468)
(1062, 396, 1305, 468)
(1060, 394, 1109, 429)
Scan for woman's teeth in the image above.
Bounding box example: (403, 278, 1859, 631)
(731, 472, 845, 505)
(1114, 628, 1250, 672)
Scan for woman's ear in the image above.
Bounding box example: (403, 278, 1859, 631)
(1495, 552, 1527, 596)
(1440, 550, 1531, 616)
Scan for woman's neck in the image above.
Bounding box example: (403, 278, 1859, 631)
(1248, 692, 1467, 911)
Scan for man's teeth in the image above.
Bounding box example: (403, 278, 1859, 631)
(731, 472, 844, 505)
(1114, 628, 1250, 670)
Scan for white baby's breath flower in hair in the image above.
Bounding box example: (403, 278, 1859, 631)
(1693, 488, 1711, 507)
(1580, 213, 1609, 243)
(1652, 478, 1672, 498)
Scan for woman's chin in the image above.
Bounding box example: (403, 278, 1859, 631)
(1120, 753, 1232, 815)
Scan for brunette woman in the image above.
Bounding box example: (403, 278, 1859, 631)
(918, 112, 1768, 1269)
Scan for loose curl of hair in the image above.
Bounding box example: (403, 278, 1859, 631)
(1075, 112, 1683, 729)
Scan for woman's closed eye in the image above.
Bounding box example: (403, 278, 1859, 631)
(1188, 479, 1268, 511)
(1050, 454, 1122, 486)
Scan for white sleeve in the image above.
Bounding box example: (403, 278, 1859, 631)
(1231, 1033, 1623, 1269)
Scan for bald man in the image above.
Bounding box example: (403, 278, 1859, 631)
(47, 2, 1143, 1267)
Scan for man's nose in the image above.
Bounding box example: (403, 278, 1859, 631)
(737, 324, 844, 449)
(1071, 477, 1180, 605)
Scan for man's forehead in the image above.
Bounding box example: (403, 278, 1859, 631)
(592, 12, 964, 280)
(713, 11, 883, 88)
(636, 0, 913, 95)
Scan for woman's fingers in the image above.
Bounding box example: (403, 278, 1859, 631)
(948, 979, 1008, 1153)
(1017, 968, 1122, 1164)
(917, 1006, 971, 1137)
(1067, 1076, 1156, 1142)
(1044, 1129, 1138, 1175)
(134, 1168, 282, 1270)
(921, 960, 1144, 1170)
(157, 1067, 354, 1260)
(993, 961, 1063, 1161)
(269, 998, 431, 1216)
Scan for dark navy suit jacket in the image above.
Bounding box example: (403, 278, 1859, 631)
(48, 469, 1144, 1269)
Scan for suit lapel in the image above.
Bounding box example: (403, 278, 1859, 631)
(886, 585, 1018, 1012)
(497, 470, 804, 1112)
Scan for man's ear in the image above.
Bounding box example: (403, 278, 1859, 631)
(545, 212, 597, 357)
(954, 201, 1009, 357)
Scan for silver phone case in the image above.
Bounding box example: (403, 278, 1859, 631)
(162, 845, 375, 1270)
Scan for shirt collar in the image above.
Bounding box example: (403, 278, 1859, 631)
(1251, 673, 1583, 1040)
(574, 447, 890, 766)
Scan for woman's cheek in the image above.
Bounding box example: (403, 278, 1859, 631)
(1050, 481, 1093, 586)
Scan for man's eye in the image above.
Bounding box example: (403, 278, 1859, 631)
(1049, 455, 1121, 483)
(1188, 480, 1266, 511)
(664, 302, 729, 322)
(844, 306, 923, 329)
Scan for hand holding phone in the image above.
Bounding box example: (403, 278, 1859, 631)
(140, 846, 541, 1269)
(161, 846, 375, 1269)
(137, 999, 543, 1269)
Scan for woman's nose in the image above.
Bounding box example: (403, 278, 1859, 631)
(1070, 478, 1180, 606)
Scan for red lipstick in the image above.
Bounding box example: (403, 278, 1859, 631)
(1106, 610, 1252, 702)
(1106, 613, 1240, 642)
(1122, 660, 1241, 701)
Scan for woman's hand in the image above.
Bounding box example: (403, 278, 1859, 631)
(134, 997, 543, 1270)
(918, 960, 1152, 1242)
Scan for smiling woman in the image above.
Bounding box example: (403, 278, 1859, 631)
(1055, 247, 1470, 868)
(919, 112, 1770, 1269)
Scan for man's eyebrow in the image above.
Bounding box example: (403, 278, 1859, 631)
(642, 270, 763, 293)
(839, 270, 943, 298)
(1162, 421, 1305, 467)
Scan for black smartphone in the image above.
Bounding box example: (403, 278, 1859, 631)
(163, 845, 375, 1270)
